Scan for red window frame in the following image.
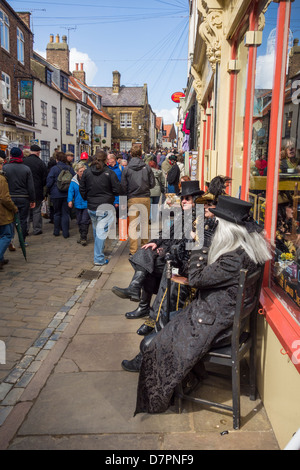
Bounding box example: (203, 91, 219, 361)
(227, 0, 300, 372)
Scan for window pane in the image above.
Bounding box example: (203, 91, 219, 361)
(269, 2, 300, 326)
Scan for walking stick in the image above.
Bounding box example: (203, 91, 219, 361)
(165, 254, 172, 324)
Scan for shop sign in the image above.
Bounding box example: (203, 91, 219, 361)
(171, 92, 185, 103)
(20, 80, 33, 99)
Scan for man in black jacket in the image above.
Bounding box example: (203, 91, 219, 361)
(79, 150, 120, 266)
(24, 144, 47, 235)
(3, 148, 35, 242)
(120, 144, 155, 256)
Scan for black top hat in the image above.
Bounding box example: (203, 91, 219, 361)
(210, 195, 263, 233)
(180, 180, 204, 198)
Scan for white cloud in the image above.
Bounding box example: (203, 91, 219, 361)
(69, 48, 98, 84)
(154, 107, 178, 125)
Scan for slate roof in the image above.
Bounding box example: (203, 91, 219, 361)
(91, 86, 146, 107)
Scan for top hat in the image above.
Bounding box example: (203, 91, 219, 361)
(180, 180, 204, 198)
(210, 195, 263, 233)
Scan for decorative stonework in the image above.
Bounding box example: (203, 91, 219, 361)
(191, 66, 203, 102)
(198, 7, 224, 71)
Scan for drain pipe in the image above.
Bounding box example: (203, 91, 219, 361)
(284, 428, 300, 450)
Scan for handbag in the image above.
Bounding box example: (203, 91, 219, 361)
(41, 199, 49, 218)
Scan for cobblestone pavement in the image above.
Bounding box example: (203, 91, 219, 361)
(0, 218, 280, 450)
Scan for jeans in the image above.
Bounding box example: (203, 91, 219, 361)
(52, 198, 70, 238)
(0, 223, 14, 261)
(88, 208, 114, 264)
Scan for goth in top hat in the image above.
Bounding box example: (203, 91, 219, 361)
(210, 195, 263, 233)
(180, 180, 204, 198)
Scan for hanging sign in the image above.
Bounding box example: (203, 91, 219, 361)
(171, 92, 185, 103)
(20, 80, 33, 99)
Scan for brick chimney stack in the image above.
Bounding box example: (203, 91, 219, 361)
(112, 71, 121, 94)
(73, 63, 86, 84)
(46, 34, 70, 74)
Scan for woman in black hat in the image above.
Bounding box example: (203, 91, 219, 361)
(134, 195, 271, 415)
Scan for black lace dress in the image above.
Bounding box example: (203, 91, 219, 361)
(134, 247, 257, 415)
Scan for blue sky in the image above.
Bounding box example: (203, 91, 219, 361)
(8, 0, 189, 125)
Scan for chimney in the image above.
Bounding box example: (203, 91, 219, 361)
(46, 33, 70, 74)
(112, 70, 121, 94)
(73, 62, 86, 84)
(17, 12, 31, 30)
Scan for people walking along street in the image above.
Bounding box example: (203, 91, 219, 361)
(120, 144, 155, 256)
(3, 148, 36, 243)
(23, 144, 47, 235)
(79, 150, 120, 266)
(0, 157, 18, 269)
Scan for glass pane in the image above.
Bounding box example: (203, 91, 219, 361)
(248, 3, 277, 225)
(270, 2, 300, 326)
(231, 33, 249, 198)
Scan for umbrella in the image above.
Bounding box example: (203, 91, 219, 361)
(14, 213, 27, 261)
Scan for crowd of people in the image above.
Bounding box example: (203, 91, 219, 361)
(0, 144, 188, 271)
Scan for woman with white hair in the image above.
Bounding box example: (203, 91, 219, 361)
(134, 195, 271, 415)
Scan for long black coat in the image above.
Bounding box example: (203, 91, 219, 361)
(135, 247, 257, 415)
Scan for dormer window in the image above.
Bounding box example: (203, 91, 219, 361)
(60, 74, 68, 92)
(46, 69, 52, 87)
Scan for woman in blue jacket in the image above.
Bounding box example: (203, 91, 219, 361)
(67, 162, 90, 245)
(46, 152, 75, 238)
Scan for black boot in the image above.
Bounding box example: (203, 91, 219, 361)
(112, 270, 146, 302)
(136, 317, 155, 335)
(125, 289, 152, 319)
(121, 352, 142, 372)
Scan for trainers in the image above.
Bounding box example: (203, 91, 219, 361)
(94, 259, 109, 266)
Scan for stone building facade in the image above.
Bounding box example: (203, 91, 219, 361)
(92, 71, 151, 153)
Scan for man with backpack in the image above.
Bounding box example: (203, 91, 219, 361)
(46, 151, 75, 238)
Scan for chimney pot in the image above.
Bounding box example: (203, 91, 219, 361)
(56, 34, 60, 43)
(80, 63, 84, 71)
(50, 34, 54, 43)
(76, 63, 79, 70)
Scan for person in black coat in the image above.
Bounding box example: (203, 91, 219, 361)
(46, 152, 75, 238)
(23, 144, 47, 235)
(79, 150, 120, 266)
(3, 147, 35, 242)
(134, 196, 271, 415)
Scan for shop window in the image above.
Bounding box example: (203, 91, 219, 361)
(245, 2, 300, 327)
(270, 0, 300, 326)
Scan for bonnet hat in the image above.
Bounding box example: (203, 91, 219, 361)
(210, 195, 263, 233)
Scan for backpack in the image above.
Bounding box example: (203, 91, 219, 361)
(167, 164, 180, 185)
(57, 169, 72, 192)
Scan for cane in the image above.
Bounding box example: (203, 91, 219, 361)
(165, 253, 172, 324)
